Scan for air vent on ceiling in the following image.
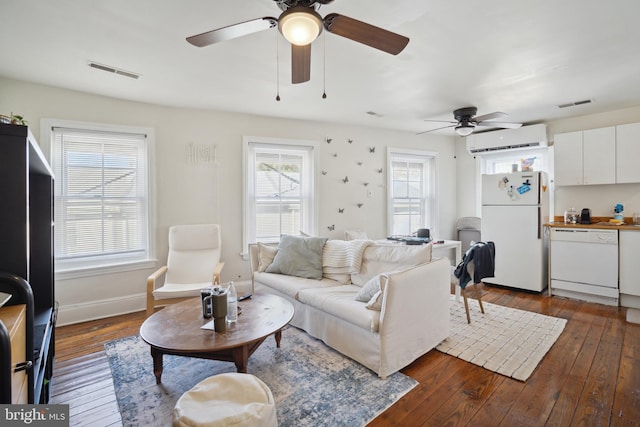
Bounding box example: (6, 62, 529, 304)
(558, 99, 592, 108)
(88, 61, 141, 79)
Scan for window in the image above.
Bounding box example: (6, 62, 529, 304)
(482, 148, 549, 174)
(45, 119, 154, 275)
(387, 148, 437, 236)
(243, 137, 318, 252)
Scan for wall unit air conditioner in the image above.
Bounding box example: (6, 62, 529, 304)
(466, 123, 548, 154)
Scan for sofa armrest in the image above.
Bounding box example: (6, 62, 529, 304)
(249, 244, 260, 274)
(377, 258, 451, 375)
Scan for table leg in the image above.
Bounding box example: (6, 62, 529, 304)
(274, 329, 282, 348)
(233, 345, 249, 373)
(151, 346, 163, 384)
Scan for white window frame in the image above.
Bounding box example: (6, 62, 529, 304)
(387, 147, 438, 237)
(42, 119, 156, 279)
(242, 136, 319, 256)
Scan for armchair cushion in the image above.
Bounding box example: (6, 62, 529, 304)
(265, 235, 328, 279)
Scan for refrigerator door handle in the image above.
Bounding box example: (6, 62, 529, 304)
(537, 206, 541, 239)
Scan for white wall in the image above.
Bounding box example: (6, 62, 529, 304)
(0, 77, 457, 325)
(456, 105, 640, 224)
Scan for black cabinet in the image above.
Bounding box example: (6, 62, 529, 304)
(0, 123, 55, 404)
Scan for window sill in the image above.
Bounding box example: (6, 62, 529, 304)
(55, 259, 158, 280)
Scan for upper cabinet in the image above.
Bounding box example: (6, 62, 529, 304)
(554, 124, 637, 186)
(554, 130, 583, 186)
(583, 127, 616, 185)
(616, 122, 640, 183)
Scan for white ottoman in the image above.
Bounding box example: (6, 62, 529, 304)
(173, 373, 278, 427)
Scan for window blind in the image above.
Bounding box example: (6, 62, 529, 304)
(52, 127, 148, 263)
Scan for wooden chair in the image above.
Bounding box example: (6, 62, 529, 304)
(460, 262, 485, 324)
(453, 241, 494, 323)
(146, 224, 224, 317)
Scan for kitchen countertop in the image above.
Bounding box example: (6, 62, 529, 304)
(545, 216, 640, 230)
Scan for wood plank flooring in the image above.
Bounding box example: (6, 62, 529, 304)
(50, 286, 640, 426)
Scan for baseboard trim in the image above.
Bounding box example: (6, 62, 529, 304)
(56, 293, 146, 326)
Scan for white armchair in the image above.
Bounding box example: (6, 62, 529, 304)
(146, 224, 224, 317)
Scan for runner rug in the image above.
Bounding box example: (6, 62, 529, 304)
(105, 326, 417, 426)
(437, 294, 567, 381)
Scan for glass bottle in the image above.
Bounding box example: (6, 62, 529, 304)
(226, 281, 238, 323)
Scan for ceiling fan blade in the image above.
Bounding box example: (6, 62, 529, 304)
(423, 119, 458, 124)
(323, 13, 409, 55)
(473, 111, 508, 122)
(476, 121, 523, 129)
(186, 17, 277, 47)
(416, 124, 456, 135)
(291, 44, 311, 84)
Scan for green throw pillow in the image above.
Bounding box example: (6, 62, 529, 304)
(265, 235, 328, 279)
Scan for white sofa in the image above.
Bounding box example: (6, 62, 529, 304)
(249, 238, 450, 379)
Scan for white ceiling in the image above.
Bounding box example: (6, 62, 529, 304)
(2, 0, 640, 134)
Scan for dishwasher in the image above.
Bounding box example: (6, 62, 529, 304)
(549, 228, 619, 306)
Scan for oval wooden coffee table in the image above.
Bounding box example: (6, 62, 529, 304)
(140, 293, 294, 384)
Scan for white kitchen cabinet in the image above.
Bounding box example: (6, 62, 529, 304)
(620, 230, 640, 298)
(554, 131, 583, 185)
(554, 127, 616, 185)
(583, 127, 615, 184)
(616, 122, 640, 183)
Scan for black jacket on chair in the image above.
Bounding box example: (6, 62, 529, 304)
(454, 241, 495, 289)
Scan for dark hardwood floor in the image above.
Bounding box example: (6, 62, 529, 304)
(50, 285, 640, 426)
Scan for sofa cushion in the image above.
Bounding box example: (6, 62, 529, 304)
(351, 243, 433, 286)
(257, 243, 278, 272)
(297, 285, 381, 332)
(253, 272, 341, 300)
(266, 235, 328, 279)
(322, 272, 352, 285)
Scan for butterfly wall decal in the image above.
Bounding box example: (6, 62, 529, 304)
(327, 224, 335, 231)
(342, 176, 349, 183)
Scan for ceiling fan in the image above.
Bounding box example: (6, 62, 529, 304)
(186, 0, 409, 84)
(420, 107, 523, 136)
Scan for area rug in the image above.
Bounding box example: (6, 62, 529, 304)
(437, 295, 567, 381)
(105, 326, 417, 427)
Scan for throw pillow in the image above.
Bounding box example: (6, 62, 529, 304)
(361, 273, 391, 311)
(355, 274, 384, 302)
(257, 243, 278, 272)
(265, 235, 328, 279)
(366, 290, 384, 311)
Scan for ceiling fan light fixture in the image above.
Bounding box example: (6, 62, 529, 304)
(278, 7, 323, 46)
(455, 123, 475, 136)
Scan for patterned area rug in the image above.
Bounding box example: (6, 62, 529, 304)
(437, 295, 567, 381)
(105, 326, 417, 426)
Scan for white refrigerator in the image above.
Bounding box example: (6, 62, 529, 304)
(481, 171, 550, 292)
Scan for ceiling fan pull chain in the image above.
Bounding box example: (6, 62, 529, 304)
(322, 30, 327, 99)
(276, 30, 281, 101)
